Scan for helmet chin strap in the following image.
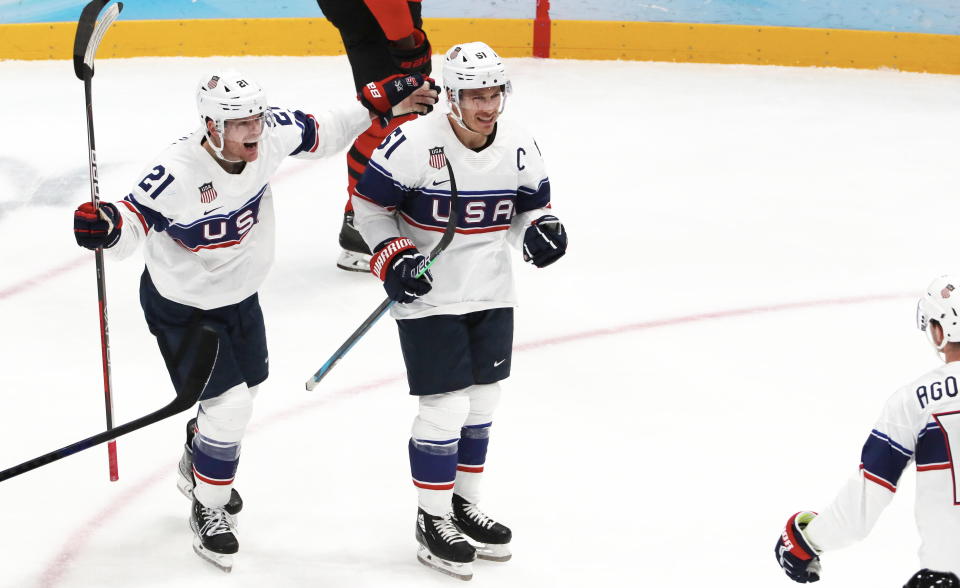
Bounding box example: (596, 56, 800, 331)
(925, 326, 949, 361)
(205, 122, 243, 163)
(447, 90, 509, 134)
(448, 102, 473, 132)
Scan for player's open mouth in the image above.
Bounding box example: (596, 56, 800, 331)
(244, 142, 257, 148)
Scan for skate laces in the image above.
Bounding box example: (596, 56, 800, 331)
(462, 502, 496, 530)
(198, 505, 233, 537)
(434, 514, 468, 544)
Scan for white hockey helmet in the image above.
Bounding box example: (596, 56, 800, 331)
(196, 70, 269, 161)
(442, 42, 512, 127)
(917, 275, 960, 350)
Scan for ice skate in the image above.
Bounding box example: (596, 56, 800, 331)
(451, 494, 512, 562)
(190, 498, 238, 573)
(336, 210, 372, 272)
(415, 508, 476, 581)
(177, 419, 244, 517)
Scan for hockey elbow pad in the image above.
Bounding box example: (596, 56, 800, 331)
(389, 28, 432, 75)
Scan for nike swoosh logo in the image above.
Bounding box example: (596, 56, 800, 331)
(494, 359, 506, 367)
(204, 206, 223, 215)
(432, 179, 451, 186)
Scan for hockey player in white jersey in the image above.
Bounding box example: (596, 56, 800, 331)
(775, 275, 960, 587)
(71, 70, 435, 572)
(352, 42, 568, 580)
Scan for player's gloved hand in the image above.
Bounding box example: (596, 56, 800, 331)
(389, 27, 432, 75)
(370, 237, 433, 303)
(775, 512, 822, 584)
(522, 215, 567, 268)
(74, 201, 123, 249)
(359, 73, 439, 127)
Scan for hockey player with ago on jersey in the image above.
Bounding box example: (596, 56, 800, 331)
(352, 42, 568, 580)
(71, 70, 435, 572)
(775, 275, 960, 587)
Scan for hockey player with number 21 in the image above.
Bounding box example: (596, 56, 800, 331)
(352, 42, 568, 580)
(775, 275, 960, 587)
(71, 70, 433, 572)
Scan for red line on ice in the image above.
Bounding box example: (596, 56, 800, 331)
(33, 292, 915, 585)
(0, 255, 88, 301)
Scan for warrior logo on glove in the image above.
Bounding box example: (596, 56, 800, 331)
(370, 237, 433, 304)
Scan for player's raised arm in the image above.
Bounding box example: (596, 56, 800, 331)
(273, 105, 371, 160)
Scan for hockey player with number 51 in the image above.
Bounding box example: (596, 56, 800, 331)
(775, 275, 960, 587)
(352, 42, 568, 580)
(71, 70, 435, 571)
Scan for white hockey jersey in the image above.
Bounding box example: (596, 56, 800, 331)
(108, 105, 370, 309)
(351, 113, 553, 319)
(805, 361, 960, 574)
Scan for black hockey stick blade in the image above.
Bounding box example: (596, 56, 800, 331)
(0, 327, 218, 483)
(304, 151, 460, 390)
(73, 0, 123, 80)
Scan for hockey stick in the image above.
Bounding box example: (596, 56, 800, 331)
(73, 0, 123, 481)
(0, 327, 218, 483)
(305, 153, 460, 390)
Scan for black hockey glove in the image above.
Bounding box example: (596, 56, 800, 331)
(774, 512, 822, 584)
(522, 215, 567, 268)
(359, 73, 438, 127)
(370, 237, 433, 304)
(388, 27, 432, 75)
(74, 201, 122, 249)
(904, 569, 960, 588)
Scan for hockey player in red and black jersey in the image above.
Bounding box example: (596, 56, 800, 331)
(775, 275, 960, 587)
(316, 0, 438, 271)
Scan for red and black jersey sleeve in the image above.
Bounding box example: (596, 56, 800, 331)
(362, 0, 421, 41)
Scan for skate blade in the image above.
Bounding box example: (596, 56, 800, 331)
(336, 250, 372, 272)
(417, 546, 473, 581)
(192, 537, 234, 573)
(475, 542, 511, 562)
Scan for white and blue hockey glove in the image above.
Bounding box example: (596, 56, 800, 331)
(522, 215, 567, 268)
(370, 237, 433, 304)
(775, 512, 822, 584)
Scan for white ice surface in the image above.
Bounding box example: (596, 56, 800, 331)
(1, 56, 959, 587)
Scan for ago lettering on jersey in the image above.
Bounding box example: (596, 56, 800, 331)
(916, 375, 960, 410)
